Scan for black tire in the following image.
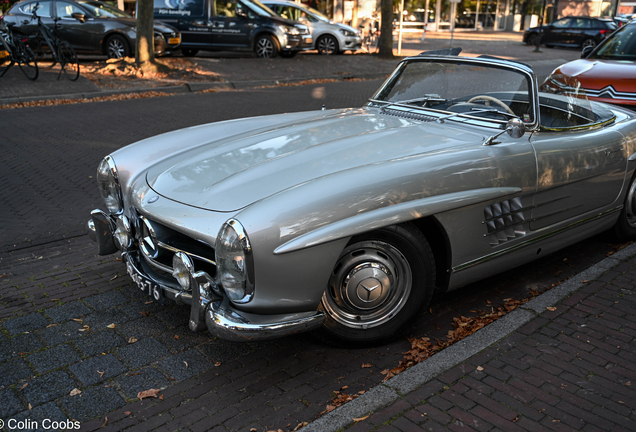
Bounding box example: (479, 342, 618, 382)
(581, 38, 597, 49)
(317, 34, 338, 55)
(181, 48, 199, 57)
(60, 41, 79, 81)
(526, 33, 540, 46)
(279, 50, 298, 58)
(254, 34, 278, 58)
(613, 173, 636, 242)
(16, 41, 39, 80)
(106, 34, 130, 59)
(316, 223, 436, 346)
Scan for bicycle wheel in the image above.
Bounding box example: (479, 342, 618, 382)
(59, 41, 79, 81)
(32, 36, 55, 69)
(16, 41, 39, 80)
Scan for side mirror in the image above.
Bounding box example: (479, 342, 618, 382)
(506, 118, 526, 138)
(484, 118, 526, 146)
(581, 45, 594, 58)
(71, 12, 86, 22)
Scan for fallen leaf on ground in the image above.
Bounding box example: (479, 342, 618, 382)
(546, 307, 557, 311)
(106, 324, 116, 329)
(476, 366, 484, 371)
(137, 389, 161, 400)
(361, 363, 372, 368)
(184, 361, 188, 369)
(128, 337, 138, 344)
(124, 411, 131, 416)
(70, 388, 82, 396)
(100, 417, 108, 428)
(98, 370, 105, 378)
(139, 311, 150, 317)
(353, 416, 369, 422)
(20, 383, 28, 390)
(28, 403, 32, 410)
(72, 319, 83, 323)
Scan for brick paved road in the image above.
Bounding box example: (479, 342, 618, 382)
(0, 79, 631, 432)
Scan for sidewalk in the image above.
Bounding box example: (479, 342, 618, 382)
(0, 31, 579, 107)
(308, 244, 636, 431)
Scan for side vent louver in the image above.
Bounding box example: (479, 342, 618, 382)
(484, 197, 527, 246)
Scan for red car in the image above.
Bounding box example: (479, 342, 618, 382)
(548, 21, 636, 109)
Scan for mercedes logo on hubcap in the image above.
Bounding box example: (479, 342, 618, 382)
(356, 278, 382, 302)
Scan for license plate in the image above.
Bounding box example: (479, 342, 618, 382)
(168, 37, 180, 45)
(125, 255, 163, 303)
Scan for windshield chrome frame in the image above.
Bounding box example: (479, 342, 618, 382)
(369, 55, 541, 132)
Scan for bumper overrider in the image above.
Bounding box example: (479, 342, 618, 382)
(87, 208, 325, 341)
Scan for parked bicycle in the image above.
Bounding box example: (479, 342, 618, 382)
(0, 20, 39, 80)
(29, 5, 80, 81)
(361, 16, 379, 54)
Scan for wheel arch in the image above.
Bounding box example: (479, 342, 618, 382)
(101, 31, 132, 56)
(252, 31, 281, 51)
(411, 216, 451, 293)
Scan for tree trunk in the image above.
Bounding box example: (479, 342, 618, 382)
(135, 0, 155, 68)
(378, 0, 394, 58)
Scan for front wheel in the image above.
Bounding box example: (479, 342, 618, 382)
(254, 35, 278, 58)
(106, 34, 130, 59)
(581, 38, 597, 49)
(613, 174, 636, 241)
(16, 41, 39, 81)
(60, 42, 79, 81)
(317, 34, 338, 55)
(317, 223, 436, 345)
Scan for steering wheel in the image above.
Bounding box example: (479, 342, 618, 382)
(466, 95, 515, 115)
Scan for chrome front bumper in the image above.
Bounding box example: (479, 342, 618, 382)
(87, 209, 325, 341)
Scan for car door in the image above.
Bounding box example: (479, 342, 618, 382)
(529, 128, 626, 230)
(154, 0, 215, 47)
(212, 0, 252, 47)
(53, 1, 101, 52)
(567, 17, 590, 46)
(543, 18, 572, 45)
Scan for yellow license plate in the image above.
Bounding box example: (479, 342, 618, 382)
(0, 50, 9, 59)
(168, 37, 180, 45)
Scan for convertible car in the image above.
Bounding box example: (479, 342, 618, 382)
(88, 49, 636, 345)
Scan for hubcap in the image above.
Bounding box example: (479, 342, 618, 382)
(318, 37, 336, 54)
(256, 38, 274, 58)
(108, 40, 124, 58)
(323, 240, 412, 329)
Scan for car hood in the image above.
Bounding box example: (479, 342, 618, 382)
(146, 108, 485, 212)
(554, 59, 636, 92)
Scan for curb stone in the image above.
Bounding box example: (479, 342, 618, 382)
(302, 242, 636, 432)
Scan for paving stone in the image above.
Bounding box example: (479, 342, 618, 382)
(117, 337, 171, 369)
(0, 333, 43, 362)
(197, 339, 261, 363)
(59, 385, 126, 421)
(73, 330, 127, 357)
(82, 308, 129, 329)
(0, 357, 34, 387)
(155, 326, 211, 354)
(118, 299, 165, 319)
(7, 402, 70, 432)
(115, 367, 171, 399)
(155, 306, 190, 329)
(69, 354, 128, 386)
(116, 316, 167, 340)
(37, 320, 85, 346)
(44, 301, 92, 323)
(157, 349, 215, 382)
(22, 371, 77, 407)
(84, 291, 128, 311)
(27, 344, 82, 373)
(0, 388, 25, 418)
(2, 312, 50, 335)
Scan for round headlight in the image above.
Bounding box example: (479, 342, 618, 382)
(172, 252, 194, 291)
(96, 156, 123, 214)
(113, 215, 133, 251)
(215, 219, 253, 303)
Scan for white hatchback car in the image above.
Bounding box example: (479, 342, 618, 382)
(263, 0, 361, 54)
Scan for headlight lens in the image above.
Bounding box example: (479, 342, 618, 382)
(216, 219, 253, 303)
(280, 25, 300, 35)
(339, 29, 356, 37)
(96, 156, 123, 214)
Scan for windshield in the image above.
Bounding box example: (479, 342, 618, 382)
(589, 24, 636, 60)
(79, 1, 131, 17)
(371, 58, 535, 125)
(243, 0, 276, 17)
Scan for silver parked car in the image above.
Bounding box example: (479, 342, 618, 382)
(88, 49, 636, 345)
(263, 0, 361, 54)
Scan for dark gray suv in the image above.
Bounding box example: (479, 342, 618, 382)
(4, 0, 181, 58)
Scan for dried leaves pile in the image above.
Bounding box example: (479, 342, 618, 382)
(380, 293, 542, 381)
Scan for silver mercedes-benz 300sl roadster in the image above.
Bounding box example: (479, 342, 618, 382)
(88, 49, 636, 345)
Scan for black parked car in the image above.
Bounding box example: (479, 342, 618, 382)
(153, 0, 313, 58)
(523, 16, 617, 49)
(3, 0, 181, 58)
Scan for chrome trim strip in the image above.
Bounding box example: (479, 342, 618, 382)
(454, 206, 622, 273)
(158, 241, 217, 266)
